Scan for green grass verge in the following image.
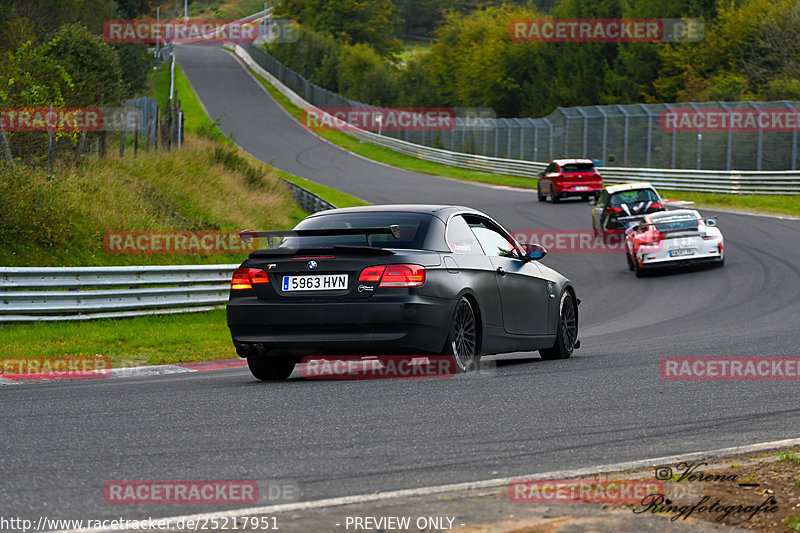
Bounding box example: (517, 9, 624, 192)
(0, 310, 233, 368)
(275, 170, 370, 208)
(0, 137, 304, 267)
(153, 61, 230, 143)
(242, 49, 799, 217)
(148, 58, 367, 214)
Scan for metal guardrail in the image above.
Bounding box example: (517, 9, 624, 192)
(0, 185, 334, 322)
(599, 167, 800, 194)
(0, 265, 238, 322)
(235, 44, 800, 195)
(283, 180, 336, 212)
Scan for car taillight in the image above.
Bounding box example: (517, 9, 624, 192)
(382, 264, 426, 287)
(640, 231, 663, 245)
(231, 267, 269, 290)
(357, 264, 426, 287)
(605, 207, 623, 213)
(702, 235, 717, 240)
(358, 265, 386, 282)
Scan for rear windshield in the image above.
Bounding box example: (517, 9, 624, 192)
(650, 214, 699, 232)
(560, 163, 595, 172)
(610, 189, 659, 206)
(284, 212, 432, 249)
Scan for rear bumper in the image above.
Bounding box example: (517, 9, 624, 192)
(639, 255, 723, 269)
(554, 183, 602, 198)
(637, 246, 724, 269)
(227, 293, 454, 356)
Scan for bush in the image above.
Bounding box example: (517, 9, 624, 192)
(276, 0, 402, 56)
(113, 43, 154, 97)
(337, 43, 399, 106)
(397, 53, 442, 107)
(49, 23, 126, 106)
(268, 27, 341, 91)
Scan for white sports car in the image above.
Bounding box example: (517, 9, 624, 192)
(625, 209, 724, 277)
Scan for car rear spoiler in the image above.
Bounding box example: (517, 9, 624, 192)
(238, 225, 402, 248)
(623, 216, 718, 231)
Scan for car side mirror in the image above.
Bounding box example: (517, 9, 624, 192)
(705, 219, 717, 227)
(526, 243, 547, 261)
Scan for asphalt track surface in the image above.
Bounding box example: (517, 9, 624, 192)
(2, 44, 799, 525)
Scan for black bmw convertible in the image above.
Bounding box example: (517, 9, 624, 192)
(227, 205, 579, 380)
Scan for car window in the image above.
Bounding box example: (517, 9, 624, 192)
(560, 163, 595, 172)
(610, 189, 658, 205)
(287, 212, 432, 249)
(598, 190, 609, 206)
(651, 215, 699, 233)
(445, 215, 482, 255)
(464, 217, 519, 258)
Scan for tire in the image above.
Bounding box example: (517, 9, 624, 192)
(537, 184, 546, 202)
(444, 297, 480, 373)
(626, 250, 634, 271)
(633, 256, 646, 278)
(550, 185, 560, 203)
(247, 356, 296, 381)
(539, 291, 578, 360)
(717, 249, 725, 267)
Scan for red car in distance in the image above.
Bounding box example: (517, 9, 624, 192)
(537, 159, 603, 203)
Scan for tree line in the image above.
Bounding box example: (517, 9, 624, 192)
(270, 0, 800, 117)
(0, 0, 158, 163)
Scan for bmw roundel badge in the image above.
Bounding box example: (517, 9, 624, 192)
(307, 260, 318, 270)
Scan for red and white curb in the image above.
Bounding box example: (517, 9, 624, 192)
(0, 358, 247, 384)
